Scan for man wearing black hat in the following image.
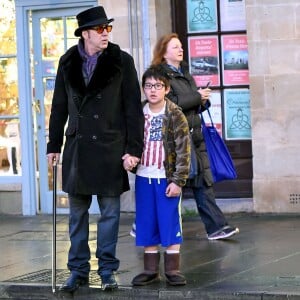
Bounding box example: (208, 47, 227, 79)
(47, 6, 144, 292)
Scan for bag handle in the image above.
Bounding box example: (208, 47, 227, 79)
(200, 107, 214, 127)
(190, 113, 195, 133)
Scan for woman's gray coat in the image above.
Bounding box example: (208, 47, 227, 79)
(160, 62, 214, 187)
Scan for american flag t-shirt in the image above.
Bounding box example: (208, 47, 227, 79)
(141, 105, 165, 170)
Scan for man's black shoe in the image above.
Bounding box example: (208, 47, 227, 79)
(101, 274, 118, 291)
(60, 273, 89, 292)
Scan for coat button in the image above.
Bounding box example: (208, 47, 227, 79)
(77, 134, 82, 139)
(93, 114, 99, 119)
(92, 135, 97, 140)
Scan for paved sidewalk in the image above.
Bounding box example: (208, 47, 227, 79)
(1, 212, 300, 299)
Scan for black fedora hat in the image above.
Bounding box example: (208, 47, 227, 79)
(74, 6, 114, 37)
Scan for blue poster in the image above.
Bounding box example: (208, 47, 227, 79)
(187, 0, 218, 33)
(224, 89, 251, 140)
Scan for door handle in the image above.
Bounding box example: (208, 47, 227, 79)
(33, 99, 41, 114)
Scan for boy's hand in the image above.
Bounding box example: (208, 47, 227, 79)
(122, 154, 140, 171)
(165, 182, 182, 197)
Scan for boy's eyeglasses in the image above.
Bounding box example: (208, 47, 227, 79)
(144, 83, 165, 90)
(90, 24, 113, 34)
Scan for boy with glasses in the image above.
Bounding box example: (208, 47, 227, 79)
(128, 66, 190, 286)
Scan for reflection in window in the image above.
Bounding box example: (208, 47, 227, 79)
(41, 16, 78, 61)
(0, 57, 19, 116)
(0, 119, 21, 175)
(0, 1, 17, 55)
(0, 57, 20, 175)
(0, 0, 20, 175)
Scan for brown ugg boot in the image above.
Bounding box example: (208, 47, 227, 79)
(164, 252, 186, 286)
(132, 252, 160, 286)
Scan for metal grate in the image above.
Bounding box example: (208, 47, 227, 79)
(6, 270, 100, 284)
(6, 269, 127, 284)
(289, 194, 300, 204)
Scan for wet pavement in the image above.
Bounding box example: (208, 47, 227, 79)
(1, 210, 300, 299)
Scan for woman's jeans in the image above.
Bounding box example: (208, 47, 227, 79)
(192, 182, 228, 235)
(67, 194, 120, 277)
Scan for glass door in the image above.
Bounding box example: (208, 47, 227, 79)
(31, 6, 94, 214)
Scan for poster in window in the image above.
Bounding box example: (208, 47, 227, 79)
(221, 34, 249, 86)
(201, 90, 223, 136)
(224, 89, 251, 140)
(187, 0, 218, 33)
(188, 36, 220, 87)
(220, 0, 246, 31)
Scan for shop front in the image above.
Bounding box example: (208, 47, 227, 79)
(1, 0, 253, 215)
(2, 0, 300, 216)
(2, 0, 155, 215)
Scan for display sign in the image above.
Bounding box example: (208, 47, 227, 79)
(221, 34, 249, 86)
(201, 90, 222, 137)
(188, 36, 220, 87)
(187, 0, 218, 33)
(220, 0, 246, 31)
(224, 89, 251, 140)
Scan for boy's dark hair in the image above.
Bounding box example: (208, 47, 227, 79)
(142, 66, 170, 88)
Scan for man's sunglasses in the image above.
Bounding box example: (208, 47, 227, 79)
(90, 24, 113, 34)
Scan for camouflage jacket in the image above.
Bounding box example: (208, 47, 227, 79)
(142, 98, 191, 187)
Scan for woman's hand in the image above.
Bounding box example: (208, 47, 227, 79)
(198, 87, 211, 105)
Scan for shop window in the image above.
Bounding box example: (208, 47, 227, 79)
(186, 0, 250, 140)
(0, 0, 20, 175)
(172, 0, 253, 197)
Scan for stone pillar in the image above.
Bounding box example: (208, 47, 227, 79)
(246, 1, 300, 212)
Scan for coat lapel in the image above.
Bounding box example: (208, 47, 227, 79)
(65, 43, 122, 97)
(87, 44, 122, 93)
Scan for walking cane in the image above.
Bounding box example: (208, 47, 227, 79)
(52, 159, 57, 293)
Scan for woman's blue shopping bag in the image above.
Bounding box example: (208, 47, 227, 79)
(201, 109, 237, 183)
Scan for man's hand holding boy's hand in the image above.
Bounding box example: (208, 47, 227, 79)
(122, 154, 140, 171)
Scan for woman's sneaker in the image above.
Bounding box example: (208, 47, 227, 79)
(130, 222, 136, 237)
(207, 226, 239, 240)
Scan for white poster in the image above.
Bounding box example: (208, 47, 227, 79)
(220, 0, 246, 31)
(201, 91, 223, 137)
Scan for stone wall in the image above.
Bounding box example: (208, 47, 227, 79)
(246, 1, 300, 212)
(100, 0, 172, 78)
(0, 186, 22, 214)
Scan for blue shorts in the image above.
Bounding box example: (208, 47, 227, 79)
(135, 175, 183, 247)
